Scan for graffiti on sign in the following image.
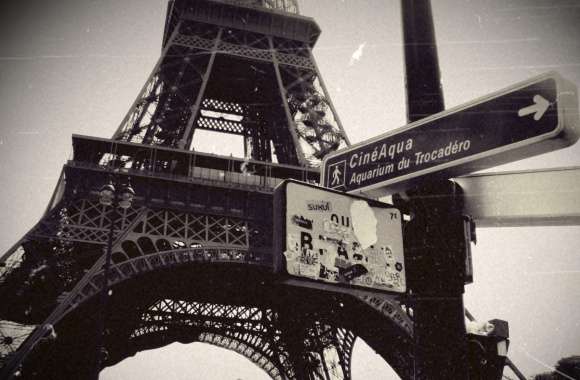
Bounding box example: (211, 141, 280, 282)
(279, 181, 406, 293)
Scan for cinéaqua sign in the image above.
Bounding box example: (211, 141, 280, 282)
(337, 137, 471, 188)
(322, 72, 579, 197)
(274, 181, 406, 293)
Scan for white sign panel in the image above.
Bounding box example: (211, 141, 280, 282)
(281, 181, 406, 293)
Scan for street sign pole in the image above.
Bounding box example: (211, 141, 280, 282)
(394, 181, 470, 379)
(400, 1, 469, 379)
(402, 0, 444, 123)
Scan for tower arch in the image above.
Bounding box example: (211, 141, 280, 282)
(0, 2, 414, 379)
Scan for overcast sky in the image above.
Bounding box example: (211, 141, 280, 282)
(1, 0, 579, 379)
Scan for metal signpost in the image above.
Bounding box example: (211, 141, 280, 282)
(273, 180, 406, 294)
(322, 72, 579, 197)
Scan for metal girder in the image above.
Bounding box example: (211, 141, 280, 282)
(211, 0, 300, 15)
(0, 190, 267, 377)
(113, 4, 344, 166)
(29, 198, 143, 245)
(175, 0, 318, 46)
(113, 25, 221, 147)
(454, 166, 580, 227)
(0, 196, 264, 317)
(69, 247, 258, 315)
(274, 54, 349, 166)
(128, 298, 355, 380)
(173, 33, 315, 69)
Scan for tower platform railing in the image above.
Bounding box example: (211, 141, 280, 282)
(209, 0, 299, 14)
(69, 135, 319, 192)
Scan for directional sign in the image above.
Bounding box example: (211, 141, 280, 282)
(273, 180, 406, 293)
(322, 72, 579, 197)
(455, 166, 580, 227)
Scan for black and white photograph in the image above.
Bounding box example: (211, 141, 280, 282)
(1, 0, 579, 379)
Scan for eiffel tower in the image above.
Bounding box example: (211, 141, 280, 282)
(0, 1, 414, 378)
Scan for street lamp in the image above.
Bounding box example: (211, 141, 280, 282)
(98, 179, 135, 209)
(94, 177, 135, 379)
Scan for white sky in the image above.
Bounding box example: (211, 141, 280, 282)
(1, 0, 579, 378)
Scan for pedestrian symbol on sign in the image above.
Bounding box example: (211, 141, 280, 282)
(327, 160, 346, 189)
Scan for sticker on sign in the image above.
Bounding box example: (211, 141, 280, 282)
(273, 180, 406, 294)
(322, 71, 579, 197)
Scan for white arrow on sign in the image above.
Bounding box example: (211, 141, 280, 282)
(518, 94, 550, 121)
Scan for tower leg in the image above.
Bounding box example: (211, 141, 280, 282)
(181, 28, 223, 149)
(279, 310, 353, 380)
(269, 36, 307, 166)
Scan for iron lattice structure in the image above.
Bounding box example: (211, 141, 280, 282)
(0, 1, 413, 379)
(113, 0, 348, 166)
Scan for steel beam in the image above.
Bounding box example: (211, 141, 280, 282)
(455, 166, 580, 227)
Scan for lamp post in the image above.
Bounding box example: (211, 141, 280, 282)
(94, 177, 135, 379)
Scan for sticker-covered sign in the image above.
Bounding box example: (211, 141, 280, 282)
(274, 180, 406, 293)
